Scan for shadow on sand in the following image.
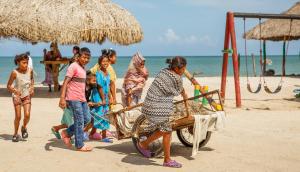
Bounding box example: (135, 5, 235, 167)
(0, 87, 61, 98)
(95, 140, 214, 166)
(0, 134, 27, 142)
(44, 138, 73, 151)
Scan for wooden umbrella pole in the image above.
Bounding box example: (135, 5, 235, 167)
(251, 53, 257, 77)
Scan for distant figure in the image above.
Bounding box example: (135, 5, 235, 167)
(71, 46, 80, 63)
(7, 53, 34, 142)
(43, 43, 62, 92)
(264, 69, 275, 76)
(122, 52, 148, 107)
(25, 51, 33, 70)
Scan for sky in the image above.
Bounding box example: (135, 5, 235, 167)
(0, 0, 300, 56)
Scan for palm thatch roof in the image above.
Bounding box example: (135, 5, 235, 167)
(0, 0, 143, 45)
(245, 2, 300, 41)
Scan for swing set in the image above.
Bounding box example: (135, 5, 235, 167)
(221, 12, 300, 107)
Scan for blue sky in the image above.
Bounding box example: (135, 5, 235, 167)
(0, 0, 300, 56)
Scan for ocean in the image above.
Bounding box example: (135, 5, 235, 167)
(0, 55, 300, 84)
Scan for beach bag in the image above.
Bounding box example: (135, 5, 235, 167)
(61, 108, 74, 127)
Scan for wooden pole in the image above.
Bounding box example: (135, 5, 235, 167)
(263, 40, 267, 75)
(283, 41, 286, 76)
(221, 13, 231, 101)
(228, 12, 242, 107)
(251, 53, 256, 77)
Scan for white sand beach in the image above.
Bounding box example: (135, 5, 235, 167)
(0, 77, 300, 172)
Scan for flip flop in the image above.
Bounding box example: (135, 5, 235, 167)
(51, 127, 61, 139)
(21, 126, 28, 139)
(136, 142, 152, 158)
(77, 144, 93, 152)
(89, 133, 102, 140)
(100, 137, 113, 143)
(61, 130, 72, 148)
(12, 135, 20, 142)
(106, 131, 117, 138)
(163, 160, 182, 168)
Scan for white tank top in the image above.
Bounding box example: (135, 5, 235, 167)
(13, 69, 31, 98)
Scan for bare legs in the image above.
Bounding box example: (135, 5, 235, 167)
(140, 131, 172, 163)
(13, 103, 31, 136)
(13, 105, 22, 136)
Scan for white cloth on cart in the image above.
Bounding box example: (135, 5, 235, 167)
(192, 111, 226, 157)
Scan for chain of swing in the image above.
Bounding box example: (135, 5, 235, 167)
(243, 17, 293, 94)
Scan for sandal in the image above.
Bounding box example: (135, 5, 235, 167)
(106, 131, 117, 138)
(51, 127, 61, 139)
(137, 142, 152, 158)
(12, 135, 20, 142)
(89, 133, 102, 140)
(100, 137, 113, 143)
(163, 160, 182, 168)
(61, 130, 72, 147)
(21, 126, 28, 139)
(77, 144, 93, 152)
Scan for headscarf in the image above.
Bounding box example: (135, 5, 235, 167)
(123, 52, 148, 90)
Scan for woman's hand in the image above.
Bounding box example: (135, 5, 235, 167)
(14, 89, 21, 97)
(59, 97, 66, 109)
(29, 87, 34, 97)
(88, 102, 94, 107)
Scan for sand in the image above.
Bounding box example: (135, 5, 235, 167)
(0, 76, 300, 172)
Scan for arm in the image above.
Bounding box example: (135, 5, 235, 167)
(110, 81, 116, 104)
(181, 88, 190, 117)
(7, 71, 20, 96)
(59, 77, 71, 109)
(97, 85, 106, 105)
(30, 69, 34, 96)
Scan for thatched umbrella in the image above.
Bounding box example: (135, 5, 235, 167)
(244, 2, 300, 76)
(0, 0, 143, 45)
(245, 2, 300, 41)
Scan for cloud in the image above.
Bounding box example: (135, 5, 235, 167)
(159, 29, 216, 47)
(163, 29, 181, 43)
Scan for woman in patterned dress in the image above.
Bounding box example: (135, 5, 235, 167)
(138, 56, 188, 168)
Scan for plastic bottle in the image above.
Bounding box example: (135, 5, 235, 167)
(202, 86, 209, 105)
(194, 85, 200, 102)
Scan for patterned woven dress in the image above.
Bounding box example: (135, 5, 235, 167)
(142, 68, 183, 132)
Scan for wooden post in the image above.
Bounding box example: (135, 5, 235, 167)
(251, 53, 256, 77)
(228, 12, 241, 108)
(282, 41, 286, 76)
(221, 12, 230, 101)
(221, 12, 242, 108)
(263, 40, 267, 75)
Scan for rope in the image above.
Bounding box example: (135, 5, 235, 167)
(263, 19, 293, 94)
(244, 17, 262, 93)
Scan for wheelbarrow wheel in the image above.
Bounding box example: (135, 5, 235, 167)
(131, 115, 163, 158)
(176, 126, 212, 148)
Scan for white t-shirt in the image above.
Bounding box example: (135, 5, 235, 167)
(28, 56, 33, 69)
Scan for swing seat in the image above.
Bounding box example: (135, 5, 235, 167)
(264, 85, 282, 94)
(247, 83, 262, 94)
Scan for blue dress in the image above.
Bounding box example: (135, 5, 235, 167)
(91, 71, 110, 130)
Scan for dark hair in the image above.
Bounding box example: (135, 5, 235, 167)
(80, 47, 91, 55)
(166, 56, 187, 70)
(73, 46, 80, 52)
(14, 53, 29, 65)
(98, 54, 109, 65)
(26, 51, 30, 56)
(101, 48, 116, 59)
(86, 70, 95, 77)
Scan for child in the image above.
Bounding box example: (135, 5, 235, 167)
(138, 56, 188, 168)
(7, 53, 34, 142)
(59, 47, 92, 152)
(89, 55, 113, 142)
(122, 52, 148, 107)
(51, 71, 96, 139)
(90, 49, 117, 107)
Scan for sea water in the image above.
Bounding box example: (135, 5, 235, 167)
(0, 55, 299, 84)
